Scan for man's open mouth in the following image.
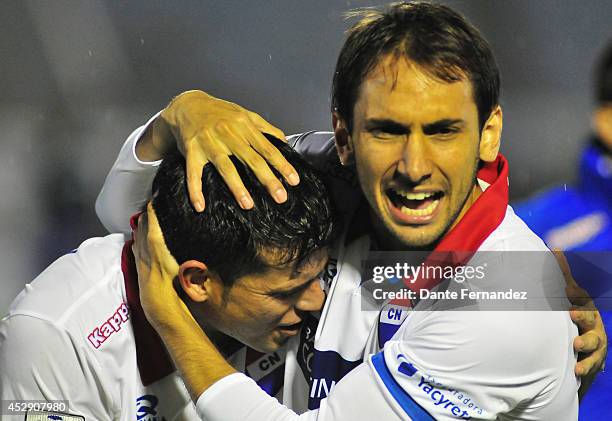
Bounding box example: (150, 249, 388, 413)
(386, 188, 444, 219)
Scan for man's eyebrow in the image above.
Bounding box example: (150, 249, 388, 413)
(422, 119, 465, 134)
(364, 118, 410, 134)
(269, 278, 315, 296)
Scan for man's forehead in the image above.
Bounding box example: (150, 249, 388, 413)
(233, 248, 328, 293)
(356, 55, 476, 121)
(258, 247, 329, 277)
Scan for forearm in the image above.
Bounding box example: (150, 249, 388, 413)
(153, 308, 237, 401)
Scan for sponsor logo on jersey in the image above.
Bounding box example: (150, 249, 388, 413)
(378, 303, 412, 348)
(246, 348, 287, 381)
(380, 304, 411, 326)
(136, 395, 167, 421)
(307, 349, 362, 409)
(297, 313, 319, 382)
(396, 354, 484, 419)
(87, 302, 130, 349)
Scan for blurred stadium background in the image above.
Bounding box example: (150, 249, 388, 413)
(1, 0, 610, 314)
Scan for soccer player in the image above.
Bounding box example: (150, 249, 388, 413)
(0, 140, 336, 420)
(95, 2, 607, 420)
(515, 42, 612, 419)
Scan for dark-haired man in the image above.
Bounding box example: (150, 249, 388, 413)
(0, 140, 336, 420)
(97, 2, 606, 420)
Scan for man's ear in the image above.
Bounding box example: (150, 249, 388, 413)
(332, 112, 355, 166)
(177, 260, 217, 303)
(593, 106, 612, 150)
(479, 105, 503, 162)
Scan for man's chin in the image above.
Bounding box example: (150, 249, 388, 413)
(244, 337, 283, 354)
(386, 223, 447, 250)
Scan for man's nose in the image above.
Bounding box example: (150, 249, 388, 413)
(396, 133, 433, 184)
(295, 279, 325, 312)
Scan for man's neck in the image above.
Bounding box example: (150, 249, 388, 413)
(184, 302, 243, 357)
(200, 326, 243, 358)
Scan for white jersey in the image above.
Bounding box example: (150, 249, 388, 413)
(0, 234, 197, 420)
(91, 121, 577, 419)
(0, 233, 287, 420)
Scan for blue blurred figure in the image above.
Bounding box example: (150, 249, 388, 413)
(515, 42, 612, 420)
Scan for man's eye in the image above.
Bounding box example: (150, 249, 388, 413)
(370, 129, 399, 139)
(433, 127, 460, 137)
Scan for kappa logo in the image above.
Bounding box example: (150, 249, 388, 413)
(87, 302, 130, 348)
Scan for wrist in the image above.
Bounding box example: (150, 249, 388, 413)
(146, 299, 195, 336)
(135, 114, 175, 161)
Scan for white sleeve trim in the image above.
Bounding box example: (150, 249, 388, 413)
(131, 111, 163, 166)
(195, 373, 310, 421)
(196, 373, 250, 409)
(95, 111, 164, 234)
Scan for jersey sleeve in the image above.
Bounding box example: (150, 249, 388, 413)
(195, 367, 403, 421)
(95, 113, 162, 236)
(195, 310, 578, 421)
(376, 310, 579, 420)
(0, 315, 116, 420)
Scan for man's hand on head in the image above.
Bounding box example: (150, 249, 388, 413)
(133, 203, 236, 400)
(133, 203, 191, 331)
(554, 250, 608, 399)
(140, 90, 298, 212)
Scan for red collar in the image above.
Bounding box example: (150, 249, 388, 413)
(122, 215, 175, 386)
(409, 154, 509, 291)
(435, 154, 509, 252)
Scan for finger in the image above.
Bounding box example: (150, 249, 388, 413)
(570, 307, 597, 331)
(553, 249, 577, 287)
(247, 111, 286, 141)
(214, 121, 288, 203)
(134, 211, 148, 255)
(133, 212, 152, 270)
(146, 202, 165, 242)
(209, 154, 255, 210)
(576, 351, 602, 376)
(238, 147, 288, 204)
(247, 124, 300, 186)
(185, 141, 207, 212)
(574, 331, 601, 353)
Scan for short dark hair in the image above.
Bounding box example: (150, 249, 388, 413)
(151, 136, 337, 286)
(595, 42, 612, 104)
(331, 1, 500, 133)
